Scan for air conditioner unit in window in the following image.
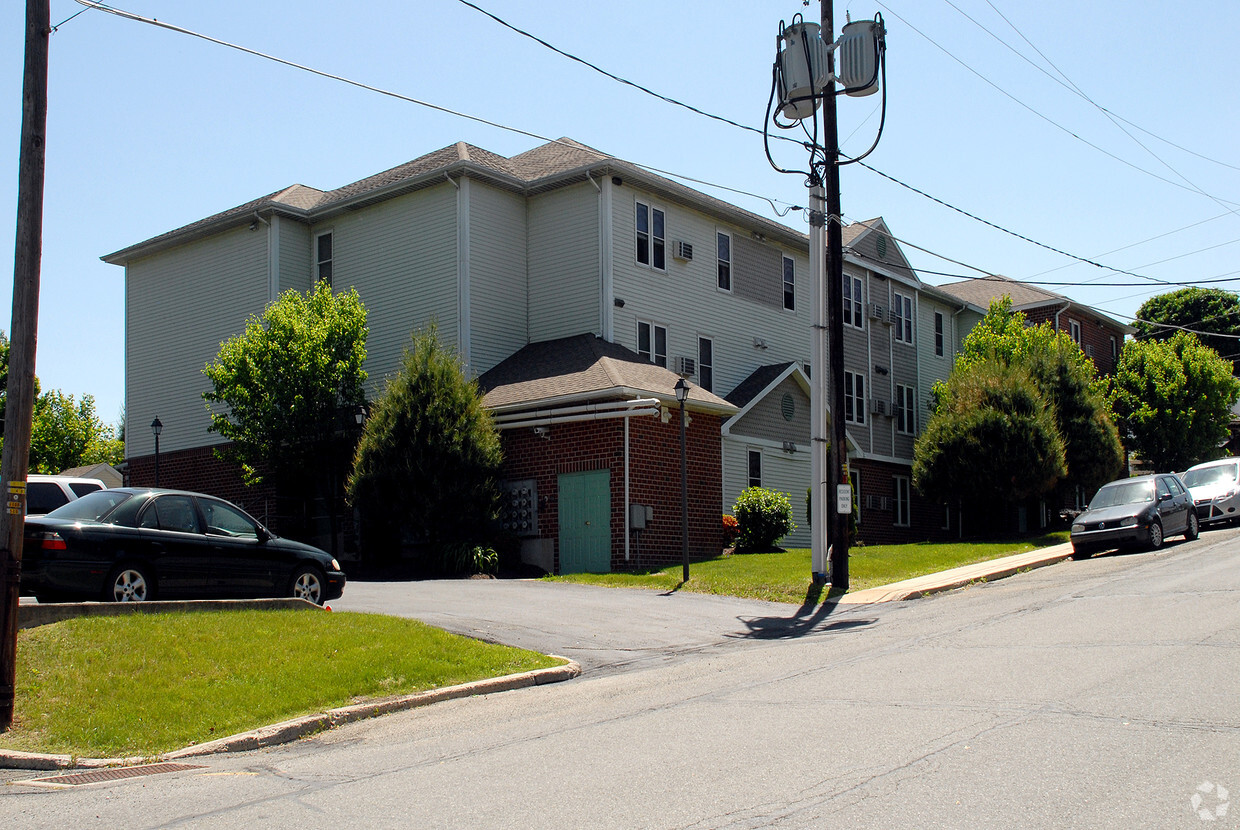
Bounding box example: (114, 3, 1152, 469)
(869, 398, 887, 416)
(672, 241, 694, 262)
(1086, 344, 1095, 358)
(887, 308, 902, 325)
(869, 303, 885, 321)
(675, 356, 696, 377)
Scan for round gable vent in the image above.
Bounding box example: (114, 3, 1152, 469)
(781, 393, 796, 421)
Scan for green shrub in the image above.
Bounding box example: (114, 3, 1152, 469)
(437, 543, 499, 577)
(732, 487, 796, 551)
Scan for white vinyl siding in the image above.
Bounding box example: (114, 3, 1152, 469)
(469, 184, 528, 372)
(277, 222, 312, 294)
(721, 438, 810, 548)
(126, 225, 269, 457)
(529, 183, 600, 342)
(325, 183, 459, 398)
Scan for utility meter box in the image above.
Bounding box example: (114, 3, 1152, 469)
(499, 479, 539, 537)
(629, 503, 654, 530)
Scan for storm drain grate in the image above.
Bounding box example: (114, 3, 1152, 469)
(27, 762, 206, 787)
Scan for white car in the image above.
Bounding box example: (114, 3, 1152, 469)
(26, 474, 106, 516)
(1182, 458, 1240, 527)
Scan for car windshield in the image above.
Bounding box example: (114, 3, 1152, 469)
(1090, 480, 1155, 509)
(42, 489, 133, 522)
(1183, 464, 1238, 488)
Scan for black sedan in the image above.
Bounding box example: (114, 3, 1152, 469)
(1070, 473, 1198, 559)
(19, 488, 346, 605)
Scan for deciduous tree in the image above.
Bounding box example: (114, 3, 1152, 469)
(1109, 332, 1240, 471)
(1134, 288, 1240, 373)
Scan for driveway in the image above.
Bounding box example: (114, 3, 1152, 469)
(333, 578, 878, 674)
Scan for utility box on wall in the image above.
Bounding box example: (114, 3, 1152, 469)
(629, 503, 653, 530)
(500, 479, 539, 537)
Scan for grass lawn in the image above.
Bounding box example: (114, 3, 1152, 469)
(0, 609, 563, 759)
(549, 533, 1070, 604)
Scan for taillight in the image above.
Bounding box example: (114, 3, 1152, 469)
(34, 532, 67, 551)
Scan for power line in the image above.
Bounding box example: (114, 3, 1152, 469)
(875, 1, 1240, 207)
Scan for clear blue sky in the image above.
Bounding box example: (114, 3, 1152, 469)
(3, 0, 1239, 429)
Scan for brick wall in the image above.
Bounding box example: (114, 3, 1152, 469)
(498, 407, 724, 574)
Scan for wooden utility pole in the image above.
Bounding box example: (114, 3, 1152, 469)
(0, 0, 50, 732)
(821, 0, 850, 590)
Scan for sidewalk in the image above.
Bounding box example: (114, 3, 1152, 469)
(836, 541, 1075, 604)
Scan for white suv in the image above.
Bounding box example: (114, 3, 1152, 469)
(1182, 458, 1240, 527)
(26, 474, 107, 516)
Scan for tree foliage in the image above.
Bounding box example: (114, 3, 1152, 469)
(923, 298, 1123, 501)
(1109, 332, 1240, 471)
(915, 358, 1067, 505)
(29, 391, 124, 473)
(202, 281, 368, 486)
(0, 331, 122, 473)
(346, 325, 502, 572)
(1134, 288, 1240, 373)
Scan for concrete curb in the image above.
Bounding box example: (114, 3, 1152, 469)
(0, 659, 580, 771)
(836, 542, 1075, 604)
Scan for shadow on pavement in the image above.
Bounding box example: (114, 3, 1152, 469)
(729, 582, 876, 640)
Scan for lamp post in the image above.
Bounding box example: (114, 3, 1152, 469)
(150, 417, 163, 487)
(674, 378, 690, 584)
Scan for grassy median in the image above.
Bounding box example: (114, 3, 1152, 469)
(0, 609, 563, 759)
(549, 534, 1069, 603)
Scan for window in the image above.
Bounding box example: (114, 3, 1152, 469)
(1110, 336, 1118, 361)
(934, 311, 945, 356)
(716, 231, 732, 291)
(698, 336, 714, 393)
(1069, 319, 1082, 345)
(315, 231, 333, 285)
(894, 476, 911, 527)
(637, 321, 667, 367)
(896, 384, 916, 434)
(782, 256, 795, 310)
(843, 274, 863, 329)
(844, 371, 865, 425)
(894, 292, 913, 344)
(748, 450, 762, 488)
(636, 201, 665, 270)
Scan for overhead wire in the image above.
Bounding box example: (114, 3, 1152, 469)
(74, 0, 1233, 314)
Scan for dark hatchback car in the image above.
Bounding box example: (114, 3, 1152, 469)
(1070, 473, 1198, 559)
(20, 488, 346, 605)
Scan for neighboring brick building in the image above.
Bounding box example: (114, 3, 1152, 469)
(936, 275, 1134, 376)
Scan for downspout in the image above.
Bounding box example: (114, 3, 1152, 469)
(1052, 300, 1071, 333)
(449, 175, 472, 368)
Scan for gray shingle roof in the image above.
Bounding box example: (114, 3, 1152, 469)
(724, 363, 798, 409)
(479, 334, 736, 414)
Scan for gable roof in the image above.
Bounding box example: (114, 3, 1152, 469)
(479, 334, 736, 415)
(937, 275, 1135, 333)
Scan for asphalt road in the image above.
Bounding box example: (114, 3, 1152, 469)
(3, 525, 1238, 829)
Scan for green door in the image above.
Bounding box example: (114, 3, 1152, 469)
(558, 470, 611, 574)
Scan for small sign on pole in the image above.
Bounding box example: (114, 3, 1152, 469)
(836, 483, 851, 514)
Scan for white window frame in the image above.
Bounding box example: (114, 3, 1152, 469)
(894, 291, 914, 344)
(1069, 319, 1082, 345)
(894, 475, 911, 527)
(636, 201, 666, 271)
(637, 320, 667, 368)
(844, 371, 866, 425)
(782, 255, 795, 311)
(698, 336, 714, 393)
(1110, 335, 1118, 360)
(934, 311, 945, 357)
(896, 384, 916, 435)
(314, 230, 334, 286)
(716, 231, 732, 292)
(843, 274, 863, 329)
(748, 449, 762, 489)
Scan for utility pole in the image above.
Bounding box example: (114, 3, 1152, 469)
(821, 0, 850, 591)
(0, 0, 50, 732)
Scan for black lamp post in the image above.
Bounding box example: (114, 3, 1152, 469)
(674, 378, 690, 583)
(150, 417, 163, 487)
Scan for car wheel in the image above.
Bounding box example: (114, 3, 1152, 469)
(1185, 511, 1200, 541)
(1147, 520, 1164, 550)
(107, 564, 154, 602)
(290, 565, 326, 605)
